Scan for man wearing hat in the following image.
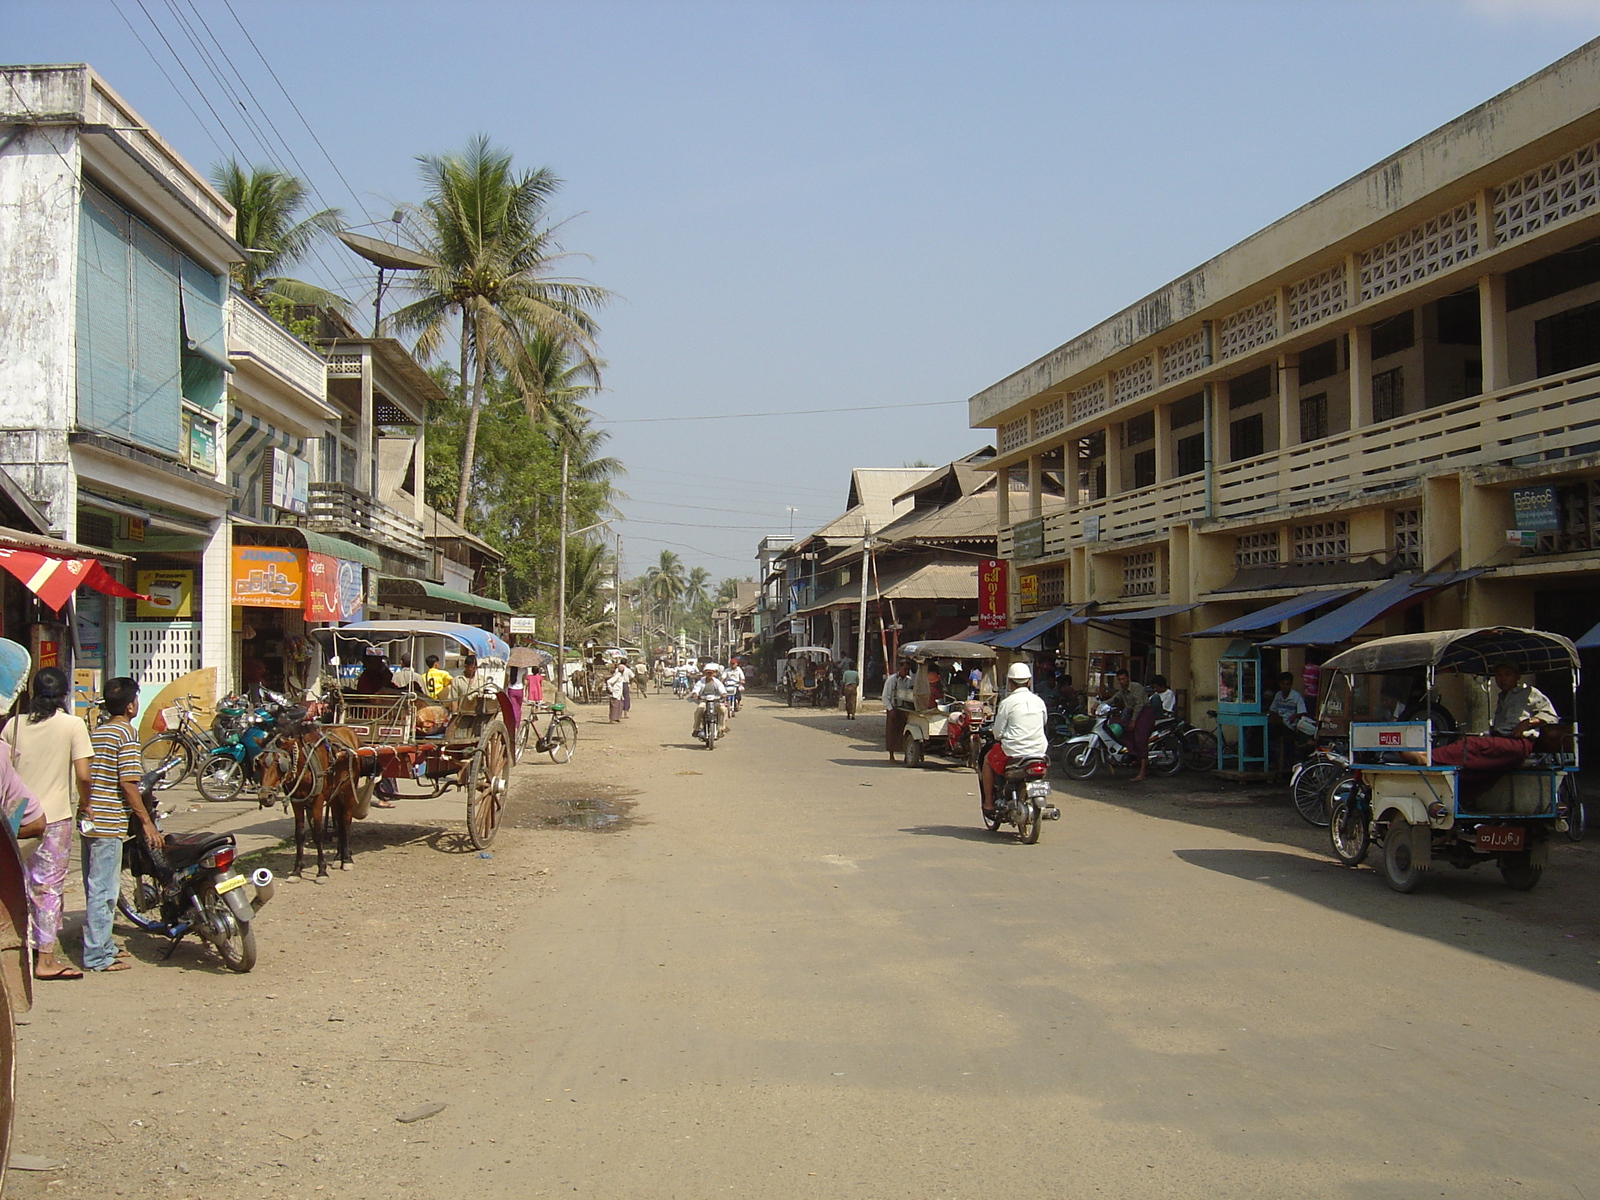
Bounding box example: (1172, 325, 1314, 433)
(690, 662, 729, 740)
(980, 661, 1049, 817)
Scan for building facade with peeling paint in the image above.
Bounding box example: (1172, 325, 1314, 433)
(969, 39, 1600, 738)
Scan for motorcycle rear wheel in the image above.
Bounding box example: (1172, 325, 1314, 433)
(1148, 734, 1184, 777)
(1017, 794, 1042, 844)
(197, 756, 244, 802)
(1328, 787, 1371, 866)
(201, 892, 256, 973)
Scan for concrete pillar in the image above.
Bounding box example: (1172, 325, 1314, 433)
(1278, 354, 1297, 447)
(1105, 423, 1123, 495)
(994, 464, 1010, 527)
(357, 346, 375, 496)
(1479, 274, 1509, 392)
(1423, 474, 1461, 569)
(1348, 326, 1372, 429)
(1154, 404, 1171, 482)
(1066, 437, 1084, 510)
(201, 523, 232, 697)
(1028, 453, 1043, 520)
(1460, 473, 1508, 574)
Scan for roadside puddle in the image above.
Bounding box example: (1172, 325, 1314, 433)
(508, 783, 638, 833)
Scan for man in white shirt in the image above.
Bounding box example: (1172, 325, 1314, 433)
(881, 659, 916, 762)
(1489, 662, 1559, 737)
(725, 660, 746, 710)
(690, 663, 729, 739)
(981, 662, 1049, 816)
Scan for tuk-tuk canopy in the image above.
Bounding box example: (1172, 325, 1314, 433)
(787, 646, 834, 659)
(1319, 626, 1579, 677)
(310, 620, 511, 665)
(898, 640, 998, 662)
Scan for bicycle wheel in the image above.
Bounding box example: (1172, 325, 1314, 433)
(1182, 728, 1218, 772)
(517, 712, 539, 763)
(197, 756, 244, 802)
(1561, 772, 1586, 842)
(140, 733, 194, 790)
(1292, 760, 1343, 827)
(547, 715, 578, 764)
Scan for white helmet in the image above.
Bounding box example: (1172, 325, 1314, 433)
(702, 662, 721, 673)
(1006, 662, 1033, 683)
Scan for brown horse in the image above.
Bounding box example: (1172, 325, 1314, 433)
(259, 724, 362, 882)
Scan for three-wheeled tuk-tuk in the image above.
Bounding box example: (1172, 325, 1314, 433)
(783, 647, 836, 707)
(895, 640, 998, 769)
(1316, 627, 1580, 893)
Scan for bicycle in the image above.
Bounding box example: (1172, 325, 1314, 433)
(1290, 746, 1351, 827)
(518, 701, 578, 764)
(140, 693, 232, 790)
(1180, 711, 1220, 773)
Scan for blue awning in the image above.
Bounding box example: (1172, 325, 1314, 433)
(1576, 621, 1600, 650)
(989, 605, 1078, 650)
(1191, 588, 1360, 638)
(1091, 602, 1201, 622)
(1262, 575, 1432, 648)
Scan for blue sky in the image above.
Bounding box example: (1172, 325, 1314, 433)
(9, 0, 1600, 578)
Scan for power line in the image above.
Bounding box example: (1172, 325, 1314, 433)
(600, 399, 966, 425)
(108, 0, 229, 161)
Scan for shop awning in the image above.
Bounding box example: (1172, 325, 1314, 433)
(1262, 575, 1435, 648)
(0, 543, 145, 611)
(374, 575, 513, 616)
(1575, 621, 1600, 650)
(1090, 602, 1202, 622)
(232, 524, 381, 570)
(1191, 588, 1360, 638)
(989, 605, 1081, 650)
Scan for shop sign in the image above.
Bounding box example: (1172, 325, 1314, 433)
(509, 616, 537, 634)
(266, 447, 311, 515)
(305, 554, 365, 622)
(182, 411, 218, 475)
(231, 546, 304, 608)
(135, 570, 194, 619)
(1018, 573, 1039, 608)
(1012, 516, 1045, 560)
(1505, 529, 1537, 549)
(978, 558, 1007, 630)
(1510, 485, 1559, 531)
(1083, 513, 1101, 542)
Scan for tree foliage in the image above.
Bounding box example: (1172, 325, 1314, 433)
(211, 160, 347, 314)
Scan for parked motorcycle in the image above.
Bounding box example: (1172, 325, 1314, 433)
(1057, 702, 1184, 779)
(196, 695, 286, 802)
(119, 770, 274, 972)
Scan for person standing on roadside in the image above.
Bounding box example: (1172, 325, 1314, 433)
(3, 667, 91, 980)
(81, 678, 159, 972)
(621, 659, 634, 719)
(840, 660, 860, 720)
(606, 662, 628, 723)
(881, 659, 915, 762)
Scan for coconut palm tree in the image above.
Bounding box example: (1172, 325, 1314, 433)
(393, 135, 610, 524)
(211, 161, 347, 311)
(682, 567, 711, 613)
(646, 550, 685, 632)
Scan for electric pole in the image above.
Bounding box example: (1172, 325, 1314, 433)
(556, 445, 569, 698)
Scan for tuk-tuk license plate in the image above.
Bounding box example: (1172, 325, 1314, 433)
(1475, 826, 1524, 852)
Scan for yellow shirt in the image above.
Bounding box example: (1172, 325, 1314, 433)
(424, 667, 452, 699)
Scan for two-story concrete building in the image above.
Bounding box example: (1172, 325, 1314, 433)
(970, 40, 1600, 729)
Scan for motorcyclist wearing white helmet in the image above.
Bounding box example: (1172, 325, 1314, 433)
(690, 662, 729, 739)
(981, 660, 1050, 817)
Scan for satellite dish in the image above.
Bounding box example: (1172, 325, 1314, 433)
(335, 231, 437, 271)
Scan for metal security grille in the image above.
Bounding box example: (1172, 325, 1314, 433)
(1293, 520, 1349, 564)
(1392, 508, 1421, 567)
(1372, 367, 1405, 422)
(1235, 531, 1280, 568)
(1122, 551, 1157, 597)
(1300, 393, 1329, 441)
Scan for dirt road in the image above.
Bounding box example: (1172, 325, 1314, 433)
(9, 689, 1600, 1197)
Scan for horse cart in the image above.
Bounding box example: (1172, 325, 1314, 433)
(309, 621, 516, 849)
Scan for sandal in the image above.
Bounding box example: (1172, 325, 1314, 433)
(34, 964, 83, 981)
(95, 960, 131, 972)
(371, 799, 397, 808)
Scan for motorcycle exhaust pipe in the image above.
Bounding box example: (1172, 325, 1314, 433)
(250, 867, 276, 911)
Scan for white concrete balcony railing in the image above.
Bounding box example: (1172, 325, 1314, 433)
(226, 296, 328, 404)
(998, 361, 1600, 555)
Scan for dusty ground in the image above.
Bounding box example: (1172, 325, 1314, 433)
(4, 704, 646, 1200)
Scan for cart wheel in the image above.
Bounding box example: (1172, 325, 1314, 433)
(1382, 817, 1422, 893)
(466, 726, 512, 850)
(903, 733, 924, 768)
(0, 971, 15, 1191)
(1328, 785, 1370, 866)
(1498, 850, 1543, 891)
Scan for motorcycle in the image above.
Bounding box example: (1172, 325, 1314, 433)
(694, 695, 723, 750)
(726, 682, 743, 716)
(119, 770, 275, 972)
(979, 731, 1059, 844)
(1057, 702, 1184, 779)
(196, 696, 286, 802)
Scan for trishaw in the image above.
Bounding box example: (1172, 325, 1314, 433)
(783, 647, 836, 707)
(309, 621, 515, 849)
(1316, 627, 1580, 893)
(896, 640, 998, 769)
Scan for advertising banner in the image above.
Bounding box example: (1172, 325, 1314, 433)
(136, 569, 194, 619)
(1511, 485, 1559, 532)
(1018, 573, 1038, 608)
(1012, 516, 1045, 559)
(978, 558, 1007, 630)
(231, 546, 304, 609)
(305, 554, 365, 622)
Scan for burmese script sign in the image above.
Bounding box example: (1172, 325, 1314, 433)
(978, 559, 1007, 630)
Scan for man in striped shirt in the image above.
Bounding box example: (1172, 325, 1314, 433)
(80, 677, 158, 972)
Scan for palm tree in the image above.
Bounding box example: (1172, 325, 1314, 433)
(646, 550, 685, 632)
(393, 135, 609, 524)
(682, 567, 711, 613)
(211, 161, 346, 311)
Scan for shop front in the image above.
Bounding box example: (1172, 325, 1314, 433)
(231, 534, 373, 694)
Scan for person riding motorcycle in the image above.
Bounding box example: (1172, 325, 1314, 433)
(690, 662, 729, 740)
(724, 660, 747, 711)
(980, 662, 1049, 817)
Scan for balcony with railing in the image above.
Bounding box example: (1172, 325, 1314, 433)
(305, 481, 427, 560)
(226, 295, 328, 404)
(997, 361, 1600, 559)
